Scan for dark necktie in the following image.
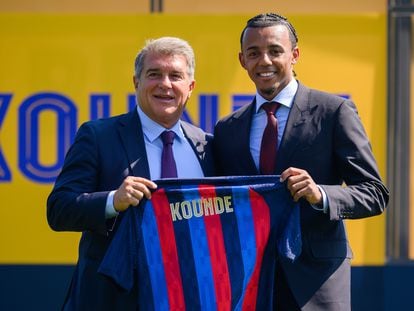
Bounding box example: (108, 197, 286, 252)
(161, 130, 178, 178)
(260, 102, 281, 174)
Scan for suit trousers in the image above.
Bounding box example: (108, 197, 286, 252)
(274, 260, 301, 311)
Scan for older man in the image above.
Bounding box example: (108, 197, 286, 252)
(47, 37, 214, 310)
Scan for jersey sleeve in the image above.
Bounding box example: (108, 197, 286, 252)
(98, 207, 139, 291)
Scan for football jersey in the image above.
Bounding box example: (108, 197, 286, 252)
(98, 176, 301, 310)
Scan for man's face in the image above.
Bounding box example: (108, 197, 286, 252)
(134, 52, 195, 128)
(239, 25, 299, 100)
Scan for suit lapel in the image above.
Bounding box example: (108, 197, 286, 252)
(181, 121, 214, 176)
(181, 122, 204, 158)
(277, 83, 317, 172)
(116, 109, 151, 179)
(230, 100, 259, 174)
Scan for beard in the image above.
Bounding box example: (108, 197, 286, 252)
(260, 86, 277, 97)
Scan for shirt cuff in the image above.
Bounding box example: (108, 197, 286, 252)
(311, 185, 328, 214)
(105, 190, 119, 219)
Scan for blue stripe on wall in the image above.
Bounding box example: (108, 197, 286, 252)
(0, 265, 74, 311)
(1, 264, 414, 310)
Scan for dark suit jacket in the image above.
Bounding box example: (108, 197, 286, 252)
(47, 108, 214, 311)
(213, 82, 389, 310)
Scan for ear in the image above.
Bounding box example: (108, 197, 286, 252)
(187, 80, 196, 98)
(133, 76, 139, 89)
(239, 52, 247, 69)
(291, 46, 300, 64)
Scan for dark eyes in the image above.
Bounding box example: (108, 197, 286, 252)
(147, 72, 184, 80)
(247, 51, 258, 58)
(147, 72, 160, 78)
(246, 49, 282, 58)
(270, 49, 282, 56)
(170, 74, 184, 80)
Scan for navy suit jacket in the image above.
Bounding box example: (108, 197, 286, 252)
(213, 82, 389, 310)
(47, 108, 214, 310)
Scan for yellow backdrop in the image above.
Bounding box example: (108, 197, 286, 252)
(0, 14, 387, 264)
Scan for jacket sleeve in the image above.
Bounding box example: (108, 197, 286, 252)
(47, 122, 110, 234)
(322, 100, 389, 220)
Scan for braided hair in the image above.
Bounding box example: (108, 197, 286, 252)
(240, 13, 298, 49)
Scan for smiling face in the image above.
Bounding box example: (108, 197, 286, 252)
(133, 51, 195, 128)
(239, 25, 299, 100)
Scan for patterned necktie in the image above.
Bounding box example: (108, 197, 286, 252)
(161, 130, 178, 178)
(260, 102, 281, 174)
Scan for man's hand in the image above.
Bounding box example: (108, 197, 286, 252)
(280, 167, 322, 205)
(113, 176, 157, 212)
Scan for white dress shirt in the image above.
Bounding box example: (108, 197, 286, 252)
(250, 79, 328, 213)
(249, 79, 297, 169)
(105, 105, 204, 218)
(137, 105, 204, 180)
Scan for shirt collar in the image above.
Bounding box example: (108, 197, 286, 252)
(255, 79, 298, 113)
(136, 104, 184, 143)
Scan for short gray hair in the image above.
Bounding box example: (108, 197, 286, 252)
(134, 37, 195, 80)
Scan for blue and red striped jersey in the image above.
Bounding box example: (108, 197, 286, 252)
(99, 176, 301, 310)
